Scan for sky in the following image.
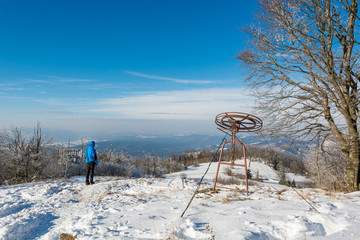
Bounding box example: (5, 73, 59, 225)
(0, 0, 259, 139)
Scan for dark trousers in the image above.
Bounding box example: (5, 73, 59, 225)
(86, 162, 96, 184)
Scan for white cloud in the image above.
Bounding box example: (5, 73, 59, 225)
(90, 88, 254, 120)
(124, 71, 220, 84)
(26, 76, 93, 84)
(45, 75, 93, 83)
(0, 82, 24, 91)
(1, 87, 24, 91)
(26, 79, 53, 84)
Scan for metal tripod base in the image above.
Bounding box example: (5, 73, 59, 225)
(212, 138, 249, 196)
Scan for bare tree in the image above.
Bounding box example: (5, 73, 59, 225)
(237, 0, 360, 191)
(28, 122, 53, 178)
(0, 127, 25, 183)
(0, 123, 53, 184)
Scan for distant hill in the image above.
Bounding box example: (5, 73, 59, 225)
(17, 126, 307, 157)
(71, 133, 288, 157)
(75, 134, 220, 157)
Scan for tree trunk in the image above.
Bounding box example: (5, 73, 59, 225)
(344, 137, 360, 192)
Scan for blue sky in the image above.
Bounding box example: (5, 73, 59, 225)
(0, 0, 258, 138)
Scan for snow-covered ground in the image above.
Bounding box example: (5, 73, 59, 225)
(1, 160, 360, 240)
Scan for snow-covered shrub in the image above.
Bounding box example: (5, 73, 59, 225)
(66, 163, 85, 177)
(127, 167, 143, 178)
(163, 158, 184, 173)
(304, 138, 346, 192)
(216, 176, 242, 185)
(95, 151, 183, 178)
(171, 150, 216, 169)
(95, 162, 128, 176)
(0, 124, 54, 185)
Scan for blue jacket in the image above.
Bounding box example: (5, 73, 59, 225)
(85, 141, 98, 165)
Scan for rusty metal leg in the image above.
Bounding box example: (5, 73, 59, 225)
(231, 132, 235, 165)
(213, 141, 229, 191)
(212, 140, 250, 195)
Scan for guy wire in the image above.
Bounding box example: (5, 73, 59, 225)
(256, 131, 320, 213)
(181, 133, 228, 218)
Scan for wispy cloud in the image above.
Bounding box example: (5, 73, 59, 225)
(26, 79, 53, 84)
(45, 75, 93, 83)
(24, 76, 93, 85)
(1, 87, 24, 91)
(0, 83, 24, 96)
(87, 83, 129, 90)
(124, 71, 219, 84)
(0, 83, 24, 90)
(91, 88, 254, 120)
(21, 110, 76, 115)
(0, 83, 20, 87)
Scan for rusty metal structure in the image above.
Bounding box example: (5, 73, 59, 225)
(213, 112, 263, 195)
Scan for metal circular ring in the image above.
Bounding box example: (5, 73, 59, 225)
(215, 112, 263, 132)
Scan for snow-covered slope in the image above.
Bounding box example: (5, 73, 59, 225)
(1, 161, 359, 239)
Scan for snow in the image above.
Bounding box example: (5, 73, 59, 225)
(1, 160, 360, 240)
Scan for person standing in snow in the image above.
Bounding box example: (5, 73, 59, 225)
(84, 140, 98, 185)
